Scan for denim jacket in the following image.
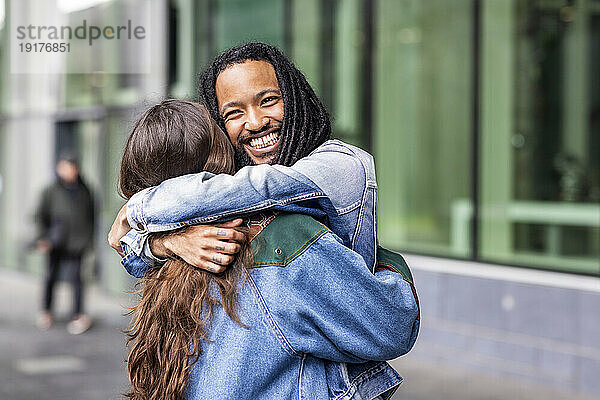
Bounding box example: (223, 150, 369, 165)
(121, 140, 378, 277)
(185, 213, 419, 400)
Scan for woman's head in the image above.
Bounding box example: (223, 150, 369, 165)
(121, 100, 250, 400)
(120, 99, 234, 199)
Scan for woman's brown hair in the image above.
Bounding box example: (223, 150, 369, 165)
(120, 99, 249, 400)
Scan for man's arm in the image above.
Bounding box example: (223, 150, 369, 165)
(34, 188, 52, 252)
(35, 188, 50, 238)
(110, 140, 371, 275)
(125, 141, 366, 235)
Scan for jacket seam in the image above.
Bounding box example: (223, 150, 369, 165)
(143, 192, 327, 232)
(346, 145, 370, 257)
(336, 200, 361, 215)
(371, 188, 379, 274)
(350, 186, 369, 255)
(383, 384, 401, 400)
(298, 354, 306, 400)
(341, 141, 377, 273)
(371, 187, 378, 273)
(246, 274, 302, 358)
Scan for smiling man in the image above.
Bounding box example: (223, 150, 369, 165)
(199, 43, 331, 169)
(110, 43, 338, 272)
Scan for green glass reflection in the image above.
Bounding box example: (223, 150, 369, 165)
(480, 0, 600, 273)
(375, 0, 473, 258)
(215, 0, 284, 53)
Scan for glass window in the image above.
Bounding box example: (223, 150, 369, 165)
(291, 0, 367, 147)
(290, 0, 320, 91)
(0, 0, 5, 30)
(214, 0, 285, 53)
(480, 0, 600, 274)
(333, 0, 367, 147)
(374, 0, 474, 258)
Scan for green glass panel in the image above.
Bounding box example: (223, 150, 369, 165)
(334, 0, 365, 148)
(290, 0, 320, 92)
(480, 0, 600, 274)
(375, 0, 473, 258)
(215, 0, 284, 53)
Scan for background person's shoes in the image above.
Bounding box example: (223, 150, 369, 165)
(36, 311, 54, 331)
(67, 314, 92, 335)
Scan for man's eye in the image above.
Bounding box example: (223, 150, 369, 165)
(261, 96, 279, 105)
(223, 110, 241, 120)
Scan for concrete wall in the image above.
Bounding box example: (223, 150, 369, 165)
(397, 255, 600, 397)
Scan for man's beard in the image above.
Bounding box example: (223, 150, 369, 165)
(234, 144, 255, 169)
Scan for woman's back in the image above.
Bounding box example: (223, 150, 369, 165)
(185, 212, 416, 400)
(186, 277, 313, 399)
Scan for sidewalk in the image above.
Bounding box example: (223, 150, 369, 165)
(0, 268, 133, 400)
(391, 356, 600, 400)
(1, 267, 597, 400)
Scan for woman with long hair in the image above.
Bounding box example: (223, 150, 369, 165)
(121, 99, 252, 399)
(119, 99, 419, 400)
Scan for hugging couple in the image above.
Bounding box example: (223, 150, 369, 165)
(108, 42, 420, 400)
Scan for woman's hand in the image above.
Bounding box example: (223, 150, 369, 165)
(108, 203, 130, 257)
(155, 219, 245, 273)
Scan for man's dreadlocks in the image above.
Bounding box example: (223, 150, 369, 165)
(198, 42, 331, 168)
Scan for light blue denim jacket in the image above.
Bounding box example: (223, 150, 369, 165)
(184, 213, 419, 400)
(119, 140, 420, 399)
(121, 140, 378, 277)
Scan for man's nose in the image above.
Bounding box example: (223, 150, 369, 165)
(244, 110, 270, 131)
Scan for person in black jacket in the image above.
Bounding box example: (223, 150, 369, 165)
(35, 152, 95, 334)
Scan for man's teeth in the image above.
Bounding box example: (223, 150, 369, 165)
(249, 132, 280, 149)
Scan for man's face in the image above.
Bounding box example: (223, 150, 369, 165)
(216, 60, 284, 165)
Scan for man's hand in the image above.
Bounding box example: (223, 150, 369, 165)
(155, 219, 245, 273)
(108, 203, 130, 257)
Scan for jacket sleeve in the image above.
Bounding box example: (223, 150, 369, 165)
(125, 141, 367, 234)
(35, 188, 51, 241)
(120, 141, 368, 275)
(120, 165, 331, 274)
(126, 167, 329, 234)
(250, 232, 420, 363)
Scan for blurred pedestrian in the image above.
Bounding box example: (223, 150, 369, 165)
(35, 152, 95, 334)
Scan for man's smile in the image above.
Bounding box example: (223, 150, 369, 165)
(249, 131, 279, 149)
(239, 127, 281, 157)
